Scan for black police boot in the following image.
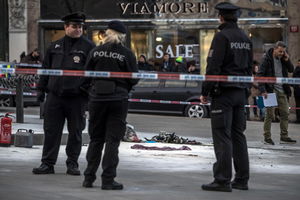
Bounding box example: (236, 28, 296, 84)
(231, 181, 249, 190)
(32, 163, 54, 174)
(66, 163, 81, 176)
(82, 176, 96, 188)
(101, 180, 123, 190)
(82, 180, 94, 188)
(201, 181, 232, 192)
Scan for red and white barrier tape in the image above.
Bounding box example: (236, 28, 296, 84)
(1, 66, 300, 84)
(0, 88, 37, 96)
(1, 87, 300, 110)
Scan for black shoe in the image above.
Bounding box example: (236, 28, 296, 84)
(66, 165, 81, 176)
(264, 138, 275, 145)
(201, 182, 232, 192)
(102, 181, 123, 190)
(280, 137, 297, 144)
(231, 181, 248, 190)
(82, 180, 94, 188)
(32, 163, 54, 174)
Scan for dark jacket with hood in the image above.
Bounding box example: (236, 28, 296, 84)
(257, 48, 294, 97)
(293, 65, 300, 97)
(38, 35, 95, 96)
(83, 42, 139, 101)
(201, 21, 253, 96)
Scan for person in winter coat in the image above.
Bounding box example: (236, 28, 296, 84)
(200, 2, 252, 192)
(292, 59, 300, 123)
(32, 12, 95, 176)
(82, 20, 139, 190)
(257, 41, 296, 145)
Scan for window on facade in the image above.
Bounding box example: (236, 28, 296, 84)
(154, 29, 199, 61)
(44, 30, 65, 49)
(130, 30, 152, 60)
(199, 29, 215, 74)
(92, 30, 106, 46)
(249, 28, 283, 61)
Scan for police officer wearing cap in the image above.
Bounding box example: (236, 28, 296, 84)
(32, 12, 95, 175)
(200, 2, 252, 192)
(82, 20, 139, 190)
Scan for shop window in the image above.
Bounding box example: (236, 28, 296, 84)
(44, 29, 89, 49)
(44, 29, 65, 49)
(199, 29, 215, 75)
(249, 28, 283, 61)
(92, 30, 106, 46)
(154, 29, 199, 61)
(130, 30, 152, 61)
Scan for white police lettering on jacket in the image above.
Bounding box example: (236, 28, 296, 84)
(230, 42, 251, 50)
(93, 51, 125, 62)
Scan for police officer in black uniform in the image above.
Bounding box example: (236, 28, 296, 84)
(200, 2, 252, 192)
(32, 12, 95, 175)
(82, 20, 139, 190)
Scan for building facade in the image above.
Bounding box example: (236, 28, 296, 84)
(1, 0, 300, 73)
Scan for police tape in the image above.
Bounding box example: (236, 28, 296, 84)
(0, 89, 37, 96)
(1, 64, 300, 84)
(0, 62, 42, 68)
(129, 99, 300, 110)
(1, 87, 300, 110)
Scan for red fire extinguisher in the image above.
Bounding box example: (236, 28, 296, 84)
(0, 113, 14, 147)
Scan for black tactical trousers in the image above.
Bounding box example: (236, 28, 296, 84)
(41, 93, 85, 167)
(295, 96, 300, 121)
(210, 88, 249, 184)
(84, 100, 128, 183)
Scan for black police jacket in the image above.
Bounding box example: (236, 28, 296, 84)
(38, 35, 95, 96)
(257, 48, 294, 97)
(293, 66, 300, 97)
(83, 42, 139, 101)
(202, 22, 253, 96)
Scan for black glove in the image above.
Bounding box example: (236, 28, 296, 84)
(79, 86, 89, 97)
(37, 91, 45, 102)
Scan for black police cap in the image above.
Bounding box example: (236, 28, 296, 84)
(61, 12, 86, 24)
(108, 20, 127, 34)
(215, 2, 240, 15)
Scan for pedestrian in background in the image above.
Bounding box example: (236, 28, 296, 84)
(82, 20, 139, 190)
(187, 60, 200, 74)
(257, 41, 296, 145)
(292, 59, 300, 123)
(160, 53, 173, 72)
(250, 60, 265, 121)
(172, 56, 187, 72)
(200, 2, 252, 192)
(137, 54, 152, 71)
(21, 48, 42, 64)
(32, 12, 95, 175)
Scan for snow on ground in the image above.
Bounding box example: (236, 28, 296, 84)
(1, 141, 299, 175)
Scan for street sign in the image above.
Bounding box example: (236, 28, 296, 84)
(290, 25, 299, 33)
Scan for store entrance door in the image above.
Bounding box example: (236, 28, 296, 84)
(0, 0, 9, 61)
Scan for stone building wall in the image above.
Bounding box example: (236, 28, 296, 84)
(287, 0, 300, 64)
(27, 0, 40, 53)
(8, 0, 27, 62)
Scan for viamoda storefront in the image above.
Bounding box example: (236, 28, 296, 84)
(39, 0, 289, 74)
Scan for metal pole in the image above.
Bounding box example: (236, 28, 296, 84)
(16, 77, 24, 123)
(39, 101, 44, 119)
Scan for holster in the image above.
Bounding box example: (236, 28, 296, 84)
(94, 80, 116, 94)
(210, 83, 221, 96)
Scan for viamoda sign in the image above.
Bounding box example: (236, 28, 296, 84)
(119, 1, 208, 15)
